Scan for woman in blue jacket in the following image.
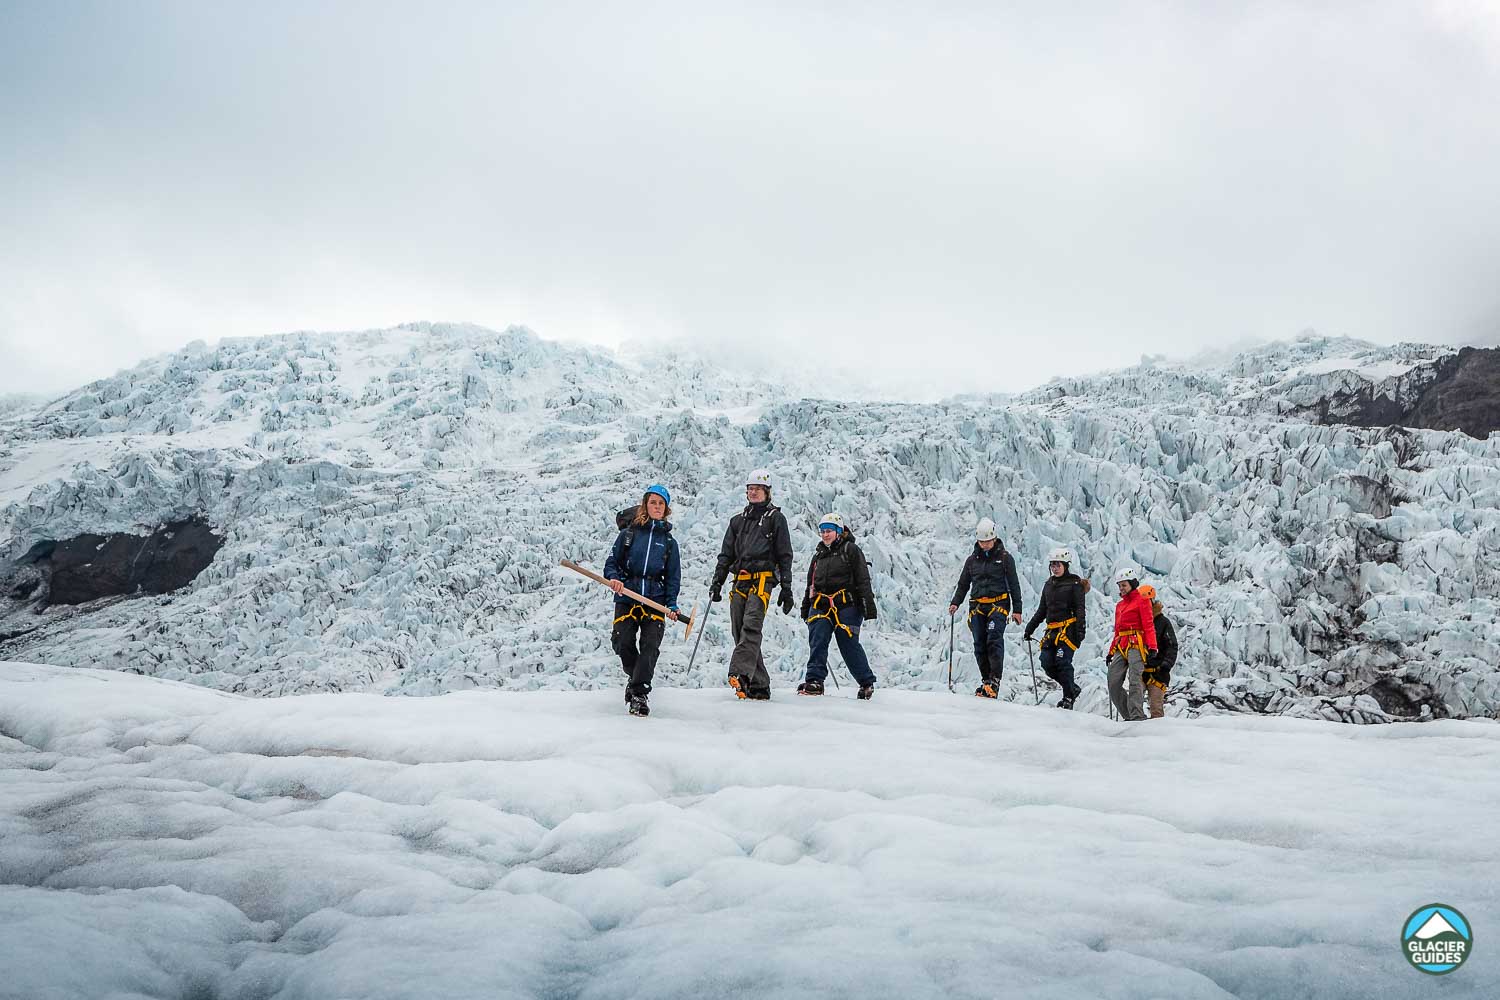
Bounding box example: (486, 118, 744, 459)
(604, 484, 681, 717)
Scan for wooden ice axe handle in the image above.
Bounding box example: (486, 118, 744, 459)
(560, 560, 698, 638)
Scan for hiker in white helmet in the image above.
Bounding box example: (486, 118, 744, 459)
(1106, 565, 1158, 721)
(797, 513, 878, 700)
(1022, 546, 1088, 710)
(709, 468, 794, 700)
(948, 517, 1023, 699)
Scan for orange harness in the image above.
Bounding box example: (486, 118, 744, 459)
(806, 589, 854, 638)
(1112, 628, 1147, 659)
(1044, 616, 1078, 651)
(967, 593, 1010, 623)
(613, 603, 664, 625)
(732, 569, 774, 608)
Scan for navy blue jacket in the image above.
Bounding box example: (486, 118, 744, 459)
(605, 519, 681, 610)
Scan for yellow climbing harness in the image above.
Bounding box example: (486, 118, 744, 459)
(732, 569, 774, 608)
(1043, 616, 1078, 651)
(613, 603, 664, 625)
(1111, 628, 1147, 660)
(967, 593, 1010, 623)
(806, 589, 854, 638)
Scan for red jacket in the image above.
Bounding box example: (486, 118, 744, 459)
(1112, 588, 1158, 653)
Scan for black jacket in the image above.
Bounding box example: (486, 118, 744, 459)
(1145, 613, 1178, 679)
(1024, 573, 1088, 648)
(712, 502, 794, 591)
(800, 530, 876, 620)
(950, 542, 1022, 616)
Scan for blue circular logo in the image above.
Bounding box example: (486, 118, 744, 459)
(1402, 904, 1472, 975)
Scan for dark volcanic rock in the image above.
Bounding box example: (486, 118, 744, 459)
(1295, 346, 1500, 439)
(1405, 347, 1500, 439)
(19, 517, 223, 606)
(1365, 675, 1449, 720)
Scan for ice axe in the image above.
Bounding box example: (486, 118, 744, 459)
(560, 560, 697, 637)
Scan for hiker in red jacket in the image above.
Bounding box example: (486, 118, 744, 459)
(1106, 565, 1157, 721)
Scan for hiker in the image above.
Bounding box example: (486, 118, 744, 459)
(1022, 546, 1087, 709)
(948, 517, 1023, 698)
(709, 469, 794, 700)
(1106, 566, 1157, 721)
(797, 513, 878, 700)
(1139, 584, 1178, 719)
(603, 484, 681, 717)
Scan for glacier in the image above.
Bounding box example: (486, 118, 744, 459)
(0, 322, 1497, 721)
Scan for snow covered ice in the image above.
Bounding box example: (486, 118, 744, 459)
(1, 323, 1497, 723)
(2, 661, 1497, 999)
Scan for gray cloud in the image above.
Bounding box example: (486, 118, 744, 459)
(3, 0, 1498, 398)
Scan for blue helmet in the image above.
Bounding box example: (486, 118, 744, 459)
(644, 483, 671, 506)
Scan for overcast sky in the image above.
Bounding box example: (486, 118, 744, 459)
(3, 1, 1498, 398)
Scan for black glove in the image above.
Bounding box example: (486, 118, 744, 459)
(778, 588, 794, 615)
(1023, 630, 1034, 642)
(710, 586, 723, 603)
(862, 600, 877, 622)
(800, 599, 811, 622)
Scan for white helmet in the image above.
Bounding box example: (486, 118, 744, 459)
(975, 517, 998, 542)
(746, 468, 773, 490)
(818, 512, 845, 531)
(1114, 565, 1141, 585)
(1048, 547, 1074, 565)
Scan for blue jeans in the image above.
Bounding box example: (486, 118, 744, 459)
(1038, 641, 1079, 697)
(969, 611, 1007, 683)
(805, 605, 876, 687)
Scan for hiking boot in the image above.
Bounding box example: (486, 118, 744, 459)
(728, 675, 749, 700)
(1058, 694, 1075, 710)
(975, 681, 998, 699)
(797, 681, 825, 696)
(628, 696, 650, 717)
(747, 687, 771, 701)
(856, 684, 874, 701)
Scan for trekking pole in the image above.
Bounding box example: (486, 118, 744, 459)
(684, 584, 714, 676)
(1106, 654, 1116, 720)
(947, 612, 955, 692)
(1025, 637, 1041, 705)
(824, 611, 841, 690)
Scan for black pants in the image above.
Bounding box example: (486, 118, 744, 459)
(612, 604, 665, 698)
(968, 610, 1008, 683)
(1039, 641, 1080, 698)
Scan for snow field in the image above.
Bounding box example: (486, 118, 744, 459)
(1, 662, 1496, 999)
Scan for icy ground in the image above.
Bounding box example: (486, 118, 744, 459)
(1, 661, 1495, 999)
(1, 323, 1497, 721)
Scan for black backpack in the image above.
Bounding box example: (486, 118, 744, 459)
(615, 505, 640, 549)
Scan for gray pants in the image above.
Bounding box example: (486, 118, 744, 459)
(729, 588, 771, 691)
(1108, 646, 1147, 721)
